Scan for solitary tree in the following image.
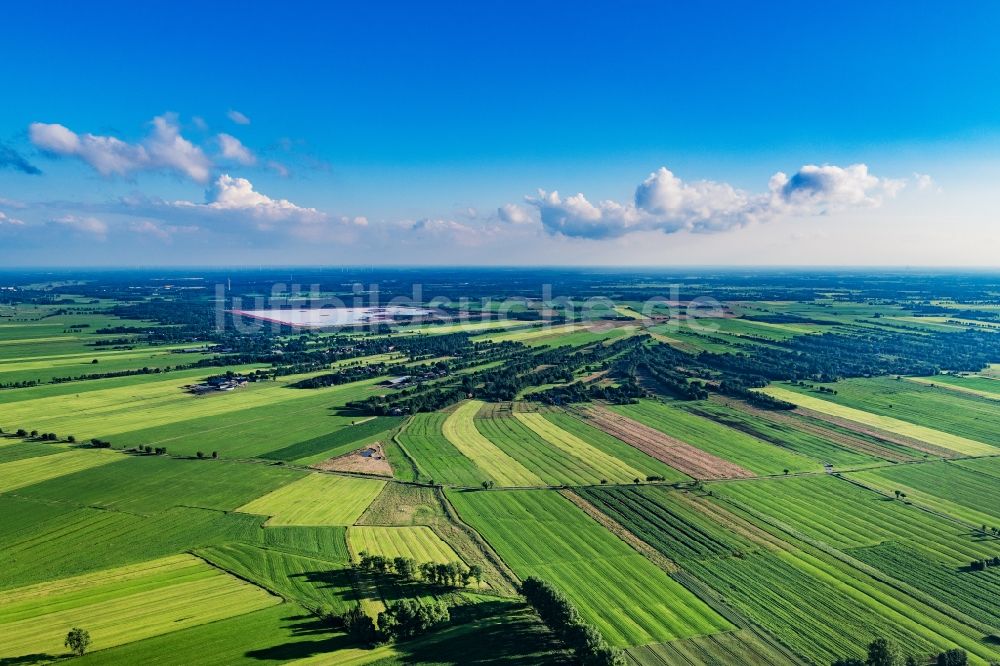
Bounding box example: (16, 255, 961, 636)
(867, 638, 902, 666)
(64, 627, 91, 656)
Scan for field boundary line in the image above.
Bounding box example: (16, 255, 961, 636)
(434, 487, 520, 594)
(389, 420, 423, 482)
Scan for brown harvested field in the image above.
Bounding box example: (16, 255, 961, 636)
(793, 406, 960, 459)
(711, 396, 918, 463)
(582, 406, 755, 479)
(312, 442, 393, 477)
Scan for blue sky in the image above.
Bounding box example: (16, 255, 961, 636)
(2, 1, 999, 266)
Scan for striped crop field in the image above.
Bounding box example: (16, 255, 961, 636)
(846, 461, 1000, 526)
(348, 526, 461, 564)
(236, 473, 385, 526)
(610, 400, 821, 476)
(0, 447, 122, 493)
(512, 412, 647, 483)
(397, 412, 486, 486)
(441, 401, 543, 486)
(543, 411, 690, 482)
(473, 411, 646, 485)
(0, 554, 278, 660)
(448, 488, 733, 647)
(713, 475, 998, 565)
(764, 384, 999, 456)
(624, 629, 801, 666)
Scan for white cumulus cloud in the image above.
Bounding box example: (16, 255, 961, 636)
(29, 114, 212, 182)
(521, 163, 903, 239)
(217, 133, 256, 165)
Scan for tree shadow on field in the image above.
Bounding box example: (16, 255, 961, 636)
(0, 654, 61, 666)
(245, 613, 352, 661)
(393, 600, 572, 665)
(287, 567, 357, 603)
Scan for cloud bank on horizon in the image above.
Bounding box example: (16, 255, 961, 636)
(0, 111, 929, 259)
(517, 164, 904, 240)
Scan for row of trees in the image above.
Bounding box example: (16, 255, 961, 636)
(969, 554, 1000, 571)
(355, 552, 482, 588)
(520, 576, 624, 666)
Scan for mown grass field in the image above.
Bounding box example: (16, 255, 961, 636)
(846, 462, 1000, 527)
(10, 454, 305, 513)
(441, 401, 543, 486)
(349, 526, 461, 564)
(0, 554, 279, 660)
(612, 400, 821, 475)
(0, 447, 123, 493)
(473, 411, 646, 486)
(198, 542, 356, 613)
(237, 473, 386, 526)
(448, 488, 733, 647)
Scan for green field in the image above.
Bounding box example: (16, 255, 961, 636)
(448, 488, 733, 647)
(473, 411, 646, 485)
(0, 447, 123, 493)
(396, 412, 486, 486)
(237, 473, 386, 526)
(680, 400, 885, 467)
(713, 475, 998, 565)
(441, 401, 544, 486)
(847, 541, 1000, 629)
(348, 526, 461, 564)
(624, 629, 801, 666)
(198, 542, 355, 613)
(0, 498, 264, 589)
(10, 455, 305, 513)
(612, 400, 821, 475)
(768, 379, 1000, 455)
(580, 485, 1000, 663)
(543, 411, 690, 482)
(909, 374, 1000, 400)
(0, 369, 384, 458)
(846, 462, 1000, 527)
(261, 416, 404, 464)
(74, 603, 348, 666)
(0, 554, 279, 660)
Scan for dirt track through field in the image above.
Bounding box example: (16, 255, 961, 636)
(583, 406, 754, 479)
